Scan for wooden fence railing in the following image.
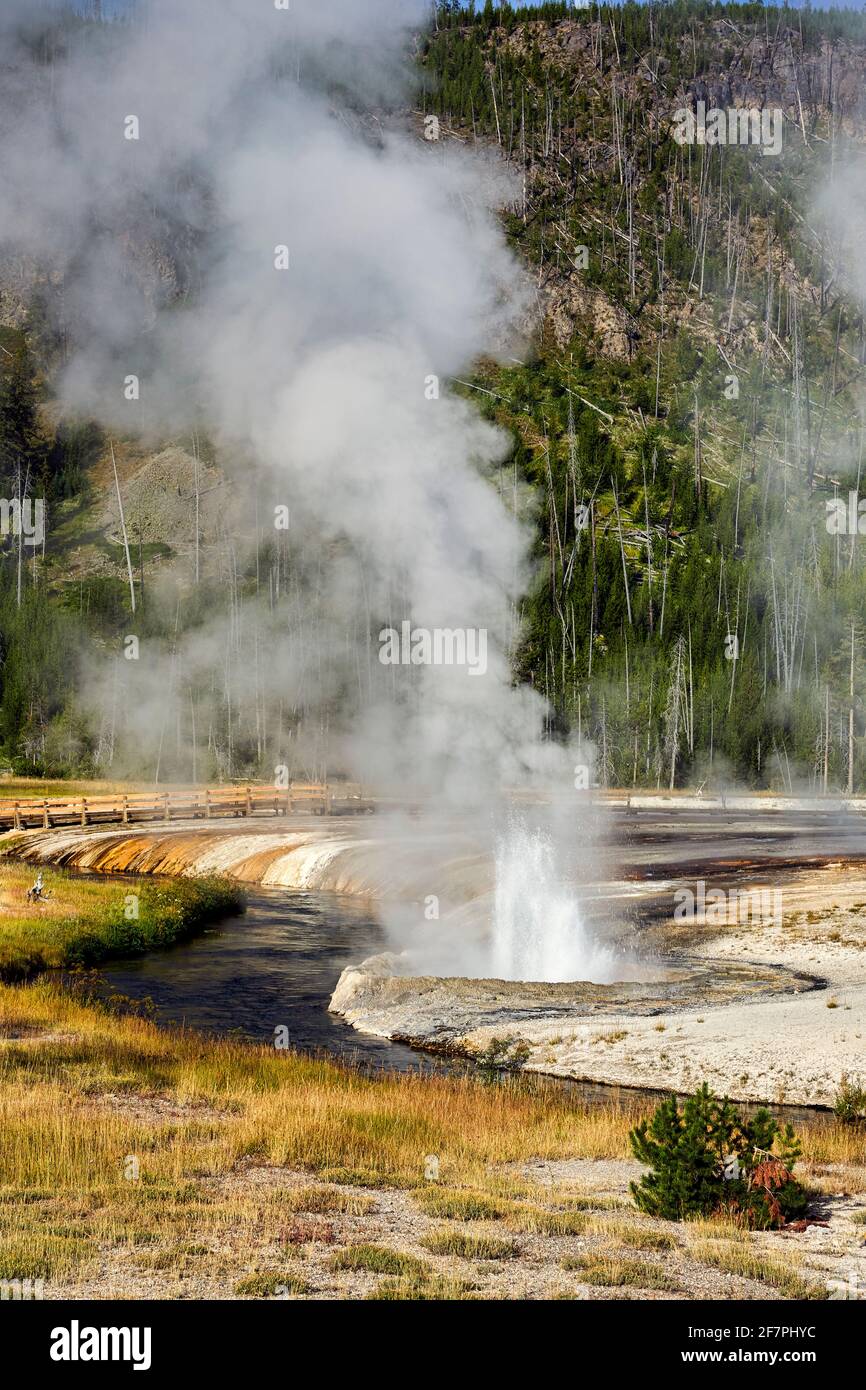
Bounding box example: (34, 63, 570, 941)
(0, 783, 373, 832)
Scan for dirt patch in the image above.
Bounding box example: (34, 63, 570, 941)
(43, 1156, 863, 1302)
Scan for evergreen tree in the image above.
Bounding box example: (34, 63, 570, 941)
(629, 1085, 808, 1228)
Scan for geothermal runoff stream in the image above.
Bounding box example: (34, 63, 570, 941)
(95, 887, 436, 1072)
(16, 797, 866, 1111)
(79, 812, 629, 1067)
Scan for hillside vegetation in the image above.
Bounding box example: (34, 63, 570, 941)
(3, 2, 866, 789)
(420, 2, 866, 790)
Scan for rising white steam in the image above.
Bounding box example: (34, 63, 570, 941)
(0, 0, 613, 980)
(0, 0, 561, 803)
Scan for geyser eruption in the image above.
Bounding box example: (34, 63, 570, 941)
(491, 817, 617, 984)
(0, 0, 615, 980)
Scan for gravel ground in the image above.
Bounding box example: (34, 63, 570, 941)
(47, 1124, 865, 1302)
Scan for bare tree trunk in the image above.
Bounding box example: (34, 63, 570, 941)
(611, 477, 632, 626)
(823, 684, 830, 794)
(111, 440, 137, 615)
(489, 65, 502, 146)
(193, 431, 201, 585)
(848, 621, 855, 795)
(190, 685, 197, 784)
(642, 457, 654, 632)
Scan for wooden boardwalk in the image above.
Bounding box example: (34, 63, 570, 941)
(0, 783, 374, 832)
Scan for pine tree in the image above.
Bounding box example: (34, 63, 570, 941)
(629, 1084, 807, 1228)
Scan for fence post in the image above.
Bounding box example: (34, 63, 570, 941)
(80, 798, 87, 827)
(245, 786, 252, 817)
(163, 792, 170, 822)
(13, 801, 20, 831)
(205, 788, 211, 820)
(42, 800, 49, 829)
(122, 795, 129, 825)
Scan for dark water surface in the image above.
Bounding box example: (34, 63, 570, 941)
(97, 887, 438, 1072)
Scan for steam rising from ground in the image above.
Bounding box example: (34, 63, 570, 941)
(0, 0, 609, 979)
(0, 0, 561, 801)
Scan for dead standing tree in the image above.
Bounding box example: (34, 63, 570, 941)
(664, 632, 691, 790)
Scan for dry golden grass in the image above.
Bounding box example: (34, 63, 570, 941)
(585, 1216, 677, 1250)
(420, 1228, 521, 1260)
(682, 1214, 746, 1241)
(329, 1244, 430, 1277)
(800, 1162, 866, 1195)
(689, 1240, 826, 1299)
(0, 953, 657, 1299)
(799, 1129, 866, 1171)
(234, 1272, 312, 1298)
(504, 1204, 588, 1235)
(368, 1272, 478, 1300)
(411, 1188, 508, 1221)
(0, 859, 862, 1303)
(410, 1186, 618, 1235)
(0, 977, 647, 1289)
(1, 975, 861, 1203)
(562, 1254, 677, 1291)
(0, 779, 140, 802)
(283, 1186, 374, 1216)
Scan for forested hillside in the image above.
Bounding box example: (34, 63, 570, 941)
(3, 1, 866, 790)
(420, 1, 866, 790)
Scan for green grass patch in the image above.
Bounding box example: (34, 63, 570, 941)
(0, 864, 245, 980)
(329, 1244, 430, 1277)
(690, 1240, 827, 1299)
(562, 1255, 676, 1291)
(412, 1188, 507, 1221)
(420, 1229, 521, 1260)
(367, 1273, 477, 1300)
